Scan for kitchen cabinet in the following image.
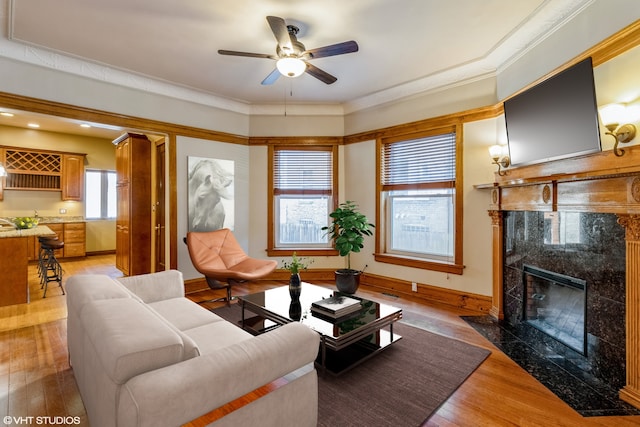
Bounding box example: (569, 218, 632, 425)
(0, 146, 86, 201)
(113, 133, 151, 276)
(0, 226, 56, 307)
(61, 154, 85, 201)
(26, 222, 86, 261)
(63, 222, 86, 257)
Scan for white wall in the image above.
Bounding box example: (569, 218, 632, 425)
(344, 76, 497, 135)
(176, 136, 250, 280)
(497, 0, 640, 101)
(0, 56, 251, 137)
(249, 114, 345, 136)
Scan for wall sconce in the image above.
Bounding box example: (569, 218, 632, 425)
(489, 144, 510, 176)
(599, 103, 639, 157)
(0, 163, 6, 177)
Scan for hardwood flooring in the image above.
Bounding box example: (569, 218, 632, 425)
(1, 255, 639, 426)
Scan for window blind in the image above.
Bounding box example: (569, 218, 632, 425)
(381, 132, 456, 187)
(274, 149, 333, 195)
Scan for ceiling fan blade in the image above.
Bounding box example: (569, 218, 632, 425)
(266, 16, 293, 53)
(261, 69, 281, 85)
(306, 41, 359, 59)
(305, 63, 337, 85)
(218, 50, 276, 59)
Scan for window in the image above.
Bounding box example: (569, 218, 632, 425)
(85, 170, 116, 219)
(268, 145, 338, 255)
(377, 127, 463, 274)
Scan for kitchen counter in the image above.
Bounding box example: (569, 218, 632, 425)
(0, 225, 57, 238)
(0, 225, 57, 307)
(0, 216, 86, 225)
(35, 216, 86, 223)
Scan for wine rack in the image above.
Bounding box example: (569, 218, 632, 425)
(3, 149, 62, 191)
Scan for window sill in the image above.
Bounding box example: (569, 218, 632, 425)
(267, 249, 338, 257)
(374, 253, 464, 275)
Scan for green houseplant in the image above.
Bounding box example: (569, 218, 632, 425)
(322, 201, 375, 294)
(282, 252, 313, 299)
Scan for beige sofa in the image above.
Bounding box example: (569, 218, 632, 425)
(66, 270, 320, 427)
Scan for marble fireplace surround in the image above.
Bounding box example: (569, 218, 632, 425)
(487, 144, 640, 409)
(503, 210, 625, 390)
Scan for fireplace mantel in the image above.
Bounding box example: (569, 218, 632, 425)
(488, 144, 640, 214)
(487, 146, 640, 408)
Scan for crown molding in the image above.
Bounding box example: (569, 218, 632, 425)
(0, 0, 595, 117)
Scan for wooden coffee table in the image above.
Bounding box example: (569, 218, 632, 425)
(238, 282, 403, 375)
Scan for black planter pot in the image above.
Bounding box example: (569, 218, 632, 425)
(335, 269, 362, 294)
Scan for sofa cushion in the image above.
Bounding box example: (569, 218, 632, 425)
(182, 321, 253, 355)
(81, 298, 185, 384)
(147, 297, 225, 331)
(141, 300, 207, 359)
(66, 274, 135, 313)
(117, 270, 185, 303)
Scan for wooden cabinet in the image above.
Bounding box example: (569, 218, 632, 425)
(0, 237, 28, 307)
(61, 154, 85, 201)
(63, 222, 86, 257)
(27, 222, 85, 260)
(0, 146, 86, 201)
(114, 133, 151, 276)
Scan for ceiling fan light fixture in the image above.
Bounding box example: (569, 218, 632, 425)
(276, 57, 306, 78)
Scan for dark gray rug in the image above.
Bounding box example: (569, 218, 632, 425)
(212, 304, 491, 426)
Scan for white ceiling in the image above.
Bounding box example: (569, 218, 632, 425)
(2, 0, 597, 137)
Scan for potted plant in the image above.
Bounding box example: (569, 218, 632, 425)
(322, 201, 375, 294)
(282, 252, 313, 299)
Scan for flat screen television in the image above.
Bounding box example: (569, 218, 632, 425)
(504, 57, 602, 167)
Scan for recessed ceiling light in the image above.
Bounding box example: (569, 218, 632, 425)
(80, 123, 91, 128)
(0, 112, 14, 117)
(27, 123, 40, 128)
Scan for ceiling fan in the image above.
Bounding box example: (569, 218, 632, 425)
(218, 16, 359, 85)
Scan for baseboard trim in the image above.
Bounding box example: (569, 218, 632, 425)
(85, 250, 116, 256)
(361, 272, 491, 314)
(185, 269, 491, 314)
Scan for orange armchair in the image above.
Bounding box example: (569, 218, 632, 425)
(185, 228, 277, 304)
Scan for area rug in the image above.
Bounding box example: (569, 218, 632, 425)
(212, 305, 491, 426)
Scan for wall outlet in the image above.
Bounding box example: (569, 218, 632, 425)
(59, 208, 67, 214)
(411, 282, 418, 292)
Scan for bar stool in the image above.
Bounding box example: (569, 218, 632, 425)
(38, 236, 59, 286)
(40, 238, 65, 298)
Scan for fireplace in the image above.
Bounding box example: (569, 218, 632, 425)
(523, 264, 587, 355)
(502, 211, 626, 391)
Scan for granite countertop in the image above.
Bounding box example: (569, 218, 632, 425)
(0, 216, 85, 224)
(34, 216, 86, 223)
(0, 225, 57, 238)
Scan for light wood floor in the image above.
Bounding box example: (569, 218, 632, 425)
(1, 255, 639, 427)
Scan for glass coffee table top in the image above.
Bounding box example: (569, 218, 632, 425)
(239, 282, 403, 375)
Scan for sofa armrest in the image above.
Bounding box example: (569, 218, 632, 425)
(117, 322, 319, 427)
(117, 270, 185, 302)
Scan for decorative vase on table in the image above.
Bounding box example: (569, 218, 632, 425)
(289, 273, 301, 299)
(289, 299, 302, 321)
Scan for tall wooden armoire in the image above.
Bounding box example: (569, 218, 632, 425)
(113, 133, 152, 276)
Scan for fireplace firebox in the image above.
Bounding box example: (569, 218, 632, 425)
(523, 264, 587, 355)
